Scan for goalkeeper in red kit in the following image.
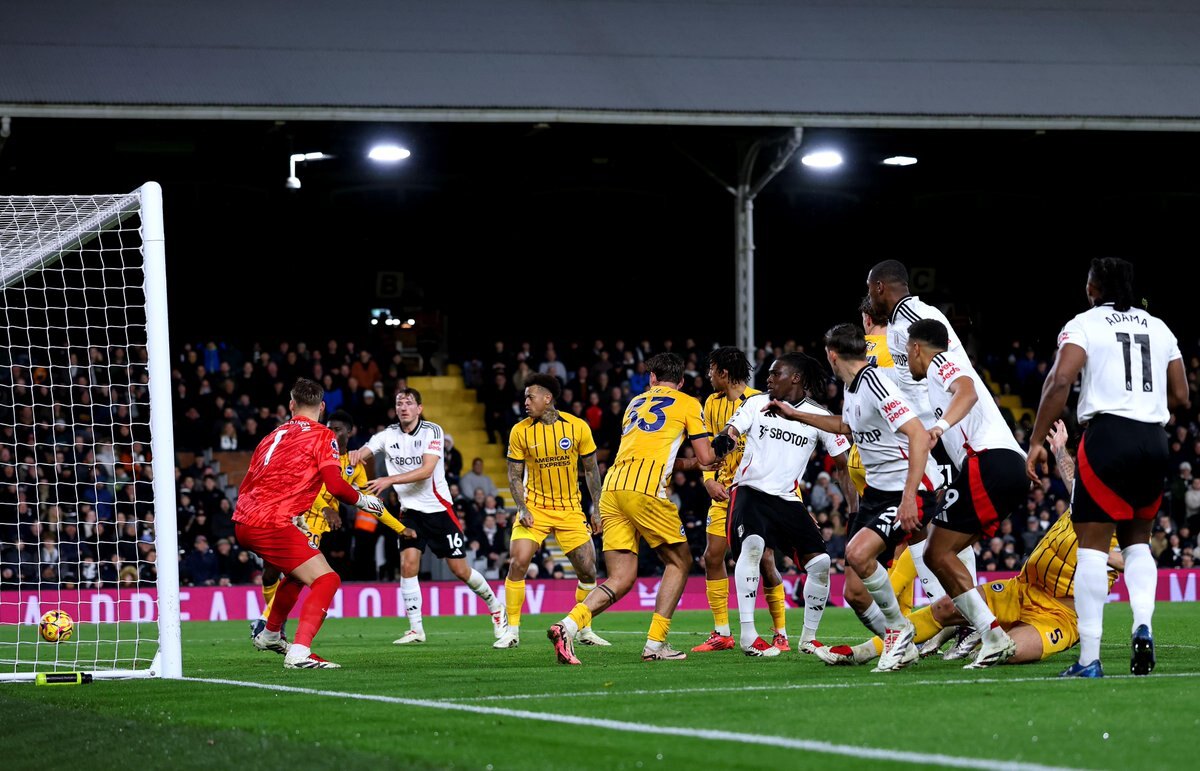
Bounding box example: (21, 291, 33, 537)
(234, 378, 386, 669)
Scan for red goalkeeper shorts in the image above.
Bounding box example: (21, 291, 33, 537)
(235, 521, 321, 575)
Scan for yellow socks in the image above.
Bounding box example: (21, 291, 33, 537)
(765, 583, 787, 634)
(648, 612, 672, 644)
(706, 578, 730, 634)
(260, 578, 281, 621)
(567, 602, 592, 633)
(505, 577, 525, 628)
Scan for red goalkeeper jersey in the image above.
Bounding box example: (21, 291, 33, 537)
(233, 415, 341, 528)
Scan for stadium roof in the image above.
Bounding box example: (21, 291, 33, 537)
(5, 0, 1200, 129)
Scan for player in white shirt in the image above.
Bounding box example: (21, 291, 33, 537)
(865, 259, 977, 606)
(715, 352, 852, 657)
(769, 324, 942, 672)
(349, 388, 507, 646)
(906, 318, 1030, 668)
(1027, 258, 1190, 678)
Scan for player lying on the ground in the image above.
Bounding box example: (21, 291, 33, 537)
(817, 419, 1122, 667)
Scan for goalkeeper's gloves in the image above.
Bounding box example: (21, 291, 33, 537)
(355, 492, 385, 515)
(711, 433, 736, 457)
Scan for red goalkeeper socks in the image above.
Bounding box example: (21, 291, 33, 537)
(295, 572, 340, 648)
(266, 578, 303, 633)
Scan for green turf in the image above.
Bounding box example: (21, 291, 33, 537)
(2, 604, 1198, 770)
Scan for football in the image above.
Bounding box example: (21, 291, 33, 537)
(39, 610, 74, 643)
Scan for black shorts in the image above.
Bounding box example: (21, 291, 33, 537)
(935, 448, 1030, 538)
(728, 485, 826, 563)
(849, 487, 938, 553)
(399, 508, 467, 559)
(1072, 414, 1169, 523)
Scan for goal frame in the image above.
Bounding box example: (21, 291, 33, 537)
(0, 182, 181, 681)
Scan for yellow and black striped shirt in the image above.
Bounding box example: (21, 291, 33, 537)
(702, 387, 760, 489)
(1019, 510, 1119, 599)
(507, 412, 597, 511)
(602, 385, 708, 499)
(303, 454, 368, 535)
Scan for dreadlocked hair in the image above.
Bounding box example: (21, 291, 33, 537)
(706, 346, 751, 384)
(1089, 257, 1136, 312)
(778, 351, 830, 400)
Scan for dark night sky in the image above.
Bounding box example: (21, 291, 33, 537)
(2, 118, 1198, 360)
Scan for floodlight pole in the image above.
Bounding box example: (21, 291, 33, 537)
(734, 127, 803, 356)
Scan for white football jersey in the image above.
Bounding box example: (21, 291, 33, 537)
(886, 295, 963, 427)
(924, 348, 1024, 470)
(843, 365, 943, 493)
(1058, 303, 1182, 425)
(728, 393, 850, 500)
(365, 420, 453, 512)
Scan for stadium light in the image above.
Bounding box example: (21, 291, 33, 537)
(800, 150, 844, 169)
(286, 151, 334, 189)
(368, 144, 411, 162)
(882, 155, 918, 166)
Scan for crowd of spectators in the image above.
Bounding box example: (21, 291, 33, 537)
(4, 327, 1200, 594)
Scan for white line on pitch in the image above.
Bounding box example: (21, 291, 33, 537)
(445, 670, 1200, 702)
(184, 676, 1083, 771)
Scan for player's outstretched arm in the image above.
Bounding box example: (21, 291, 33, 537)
(833, 451, 858, 513)
(764, 399, 849, 435)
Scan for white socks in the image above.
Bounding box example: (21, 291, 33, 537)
(801, 554, 831, 642)
(861, 564, 904, 628)
(467, 569, 503, 613)
(951, 588, 1002, 644)
(1122, 543, 1156, 633)
(401, 575, 423, 633)
(908, 539, 950, 602)
(957, 545, 979, 587)
(1074, 548, 1110, 664)
(735, 535, 765, 646)
(856, 601, 887, 637)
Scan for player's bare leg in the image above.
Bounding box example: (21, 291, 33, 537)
(393, 546, 427, 644)
(445, 555, 507, 639)
(264, 553, 342, 669)
(564, 539, 609, 646)
(693, 532, 735, 652)
(641, 542, 692, 661)
(925, 524, 1015, 669)
(1003, 623, 1048, 664)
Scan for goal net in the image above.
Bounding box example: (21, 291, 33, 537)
(0, 183, 181, 681)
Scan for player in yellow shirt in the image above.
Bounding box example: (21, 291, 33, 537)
(250, 410, 408, 639)
(548, 353, 716, 664)
(495, 373, 607, 649)
(818, 420, 1122, 667)
(861, 294, 894, 369)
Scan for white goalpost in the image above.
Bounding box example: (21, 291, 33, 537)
(0, 182, 181, 681)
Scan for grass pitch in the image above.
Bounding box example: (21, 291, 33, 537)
(2, 603, 1198, 770)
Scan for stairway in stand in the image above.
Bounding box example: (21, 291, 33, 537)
(406, 369, 576, 580)
(407, 370, 509, 501)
